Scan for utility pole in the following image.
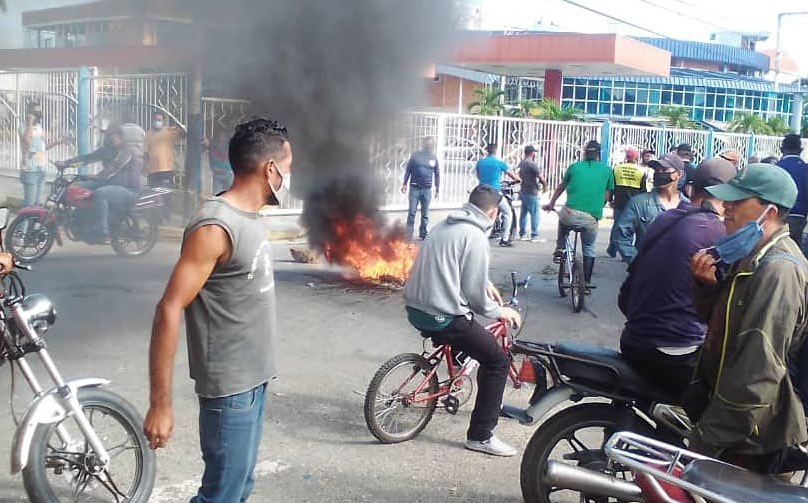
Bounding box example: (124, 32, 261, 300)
(774, 11, 808, 132)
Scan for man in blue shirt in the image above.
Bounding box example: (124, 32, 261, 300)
(401, 137, 440, 240)
(619, 157, 734, 398)
(475, 143, 520, 247)
(777, 134, 808, 252)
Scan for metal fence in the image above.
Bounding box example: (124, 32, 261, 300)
(0, 70, 79, 175)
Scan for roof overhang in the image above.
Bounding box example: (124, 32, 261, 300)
(453, 31, 671, 78)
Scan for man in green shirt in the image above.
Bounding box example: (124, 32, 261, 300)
(543, 140, 614, 290)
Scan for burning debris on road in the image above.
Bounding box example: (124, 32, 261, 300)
(300, 177, 417, 285)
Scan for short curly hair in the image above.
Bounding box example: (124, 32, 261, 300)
(228, 118, 290, 174)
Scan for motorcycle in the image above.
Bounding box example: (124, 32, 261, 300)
(5, 160, 167, 262)
(505, 340, 693, 503)
(593, 431, 808, 503)
(0, 206, 155, 502)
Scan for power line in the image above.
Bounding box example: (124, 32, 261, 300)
(560, 0, 672, 39)
(635, 0, 735, 32)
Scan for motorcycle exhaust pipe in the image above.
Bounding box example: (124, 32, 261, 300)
(544, 461, 645, 502)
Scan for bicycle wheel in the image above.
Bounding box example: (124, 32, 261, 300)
(556, 254, 567, 297)
(570, 257, 585, 313)
(363, 353, 439, 443)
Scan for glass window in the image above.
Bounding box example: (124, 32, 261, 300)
(650, 89, 661, 104)
(599, 102, 610, 114)
(715, 94, 725, 108)
(637, 89, 649, 103)
(586, 102, 597, 114)
(693, 109, 704, 121)
(661, 90, 672, 104)
(744, 96, 753, 109)
(599, 87, 612, 101)
(725, 96, 736, 109)
(672, 92, 684, 105)
(724, 110, 734, 121)
(673, 85, 685, 92)
(714, 110, 725, 121)
(587, 87, 598, 100)
(39, 27, 56, 48)
(683, 92, 694, 106)
(706, 94, 715, 107)
(562, 86, 573, 99)
(625, 89, 636, 103)
(612, 88, 625, 101)
(611, 104, 624, 115)
(636, 104, 648, 116)
(574, 86, 586, 100)
(588, 80, 601, 86)
(649, 104, 660, 115)
(694, 91, 706, 107)
(624, 103, 636, 116)
(753, 97, 762, 110)
(704, 109, 715, 120)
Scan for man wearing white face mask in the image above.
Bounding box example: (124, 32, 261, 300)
(145, 118, 291, 502)
(687, 164, 808, 474)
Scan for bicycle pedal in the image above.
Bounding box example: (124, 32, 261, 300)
(443, 395, 460, 415)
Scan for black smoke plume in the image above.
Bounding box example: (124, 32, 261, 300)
(216, 0, 458, 252)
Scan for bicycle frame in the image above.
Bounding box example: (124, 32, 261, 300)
(563, 231, 579, 285)
(402, 319, 522, 406)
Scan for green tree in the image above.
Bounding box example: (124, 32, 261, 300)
(765, 116, 791, 136)
(656, 106, 697, 129)
(468, 87, 505, 116)
(534, 98, 583, 121)
(508, 99, 541, 118)
(728, 112, 772, 134)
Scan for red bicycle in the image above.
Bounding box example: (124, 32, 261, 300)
(363, 272, 533, 443)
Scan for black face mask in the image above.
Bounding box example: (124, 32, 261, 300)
(653, 172, 674, 187)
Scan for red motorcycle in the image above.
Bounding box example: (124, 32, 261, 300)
(5, 161, 166, 262)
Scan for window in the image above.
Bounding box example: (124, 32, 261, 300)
(586, 102, 597, 114)
(599, 102, 610, 114)
(611, 104, 624, 116)
(562, 86, 573, 99)
(599, 87, 612, 101)
(39, 26, 56, 48)
(661, 90, 672, 104)
(574, 86, 586, 100)
(637, 89, 649, 103)
(650, 89, 661, 104)
(636, 104, 648, 116)
(693, 109, 704, 121)
(714, 110, 725, 121)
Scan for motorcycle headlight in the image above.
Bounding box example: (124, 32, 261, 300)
(21, 294, 57, 336)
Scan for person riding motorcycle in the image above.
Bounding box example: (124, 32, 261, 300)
(57, 124, 143, 243)
(688, 164, 808, 474)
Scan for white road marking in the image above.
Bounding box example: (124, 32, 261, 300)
(149, 459, 290, 503)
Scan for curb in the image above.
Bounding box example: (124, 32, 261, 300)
(158, 225, 307, 243)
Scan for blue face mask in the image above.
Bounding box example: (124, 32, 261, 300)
(711, 205, 774, 265)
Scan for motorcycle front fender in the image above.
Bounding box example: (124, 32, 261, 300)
(10, 378, 110, 474)
(520, 384, 577, 426)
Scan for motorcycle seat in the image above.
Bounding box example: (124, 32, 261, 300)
(554, 342, 673, 403)
(682, 459, 808, 503)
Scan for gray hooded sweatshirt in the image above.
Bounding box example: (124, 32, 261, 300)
(404, 202, 502, 321)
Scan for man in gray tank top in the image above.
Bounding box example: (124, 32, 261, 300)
(144, 118, 292, 502)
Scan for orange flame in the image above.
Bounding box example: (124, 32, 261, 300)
(323, 216, 417, 283)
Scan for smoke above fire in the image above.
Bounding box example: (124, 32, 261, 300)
(219, 0, 458, 278)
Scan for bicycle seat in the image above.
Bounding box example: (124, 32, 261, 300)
(681, 459, 808, 503)
(569, 226, 586, 233)
(554, 342, 673, 402)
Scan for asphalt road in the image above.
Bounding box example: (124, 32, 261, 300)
(0, 214, 628, 503)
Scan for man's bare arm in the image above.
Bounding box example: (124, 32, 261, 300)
(144, 224, 230, 448)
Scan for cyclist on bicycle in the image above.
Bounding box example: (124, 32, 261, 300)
(475, 143, 521, 247)
(404, 184, 522, 456)
(543, 140, 613, 292)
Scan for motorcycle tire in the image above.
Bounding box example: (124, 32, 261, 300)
(520, 402, 653, 503)
(5, 214, 55, 263)
(23, 388, 155, 503)
(111, 213, 158, 258)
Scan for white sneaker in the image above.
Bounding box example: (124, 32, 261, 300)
(520, 236, 530, 241)
(465, 435, 517, 457)
(531, 236, 547, 243)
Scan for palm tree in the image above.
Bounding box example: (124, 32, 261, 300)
(765, 117, 791, 136)
(535, 98, 583, 121)
(656, 106, 697, 129)
(728, 112, 772, 135)
(468, 87, 505, 116)
(508, 99, 541, 118)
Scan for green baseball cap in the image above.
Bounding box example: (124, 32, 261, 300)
(705, 162, 797, 208)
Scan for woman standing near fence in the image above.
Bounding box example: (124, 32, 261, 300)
(18, 102, 47, 207)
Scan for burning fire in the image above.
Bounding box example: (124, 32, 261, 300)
(323, 216, 417, 284)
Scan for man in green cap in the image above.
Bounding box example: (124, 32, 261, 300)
(688, 163, 808, 473)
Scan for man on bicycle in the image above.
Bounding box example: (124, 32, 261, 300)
(404, 184, 521, 456)
(543, 140, 613, 292)
(475, 143, 520, 247)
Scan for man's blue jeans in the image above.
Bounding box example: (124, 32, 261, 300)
(519, 193, 540, 238)
(406, 186, 432, 239)
(192, 383, 267, 503)
(20, 169, 45, 207)
(91, 185, 136, 236)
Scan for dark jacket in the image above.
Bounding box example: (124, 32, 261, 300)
(778, 155, 808, 217)
(690, 228, 808, 457)
(403, 150, 440, 190)
(71, 144, 142, 191)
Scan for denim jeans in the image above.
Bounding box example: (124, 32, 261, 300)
(495, 196, 514, 241)
(192, 383, 267, 503)
(406, 186, 432, 239)
(556, 206, 599, 258)
(519, 193, 540, 238)
(607, 207, 623, 257)
(92, 185, 136, 236)
(20, 169, 45, 207)
(212, 171, 234, 195)
(422, 316, 509, 441)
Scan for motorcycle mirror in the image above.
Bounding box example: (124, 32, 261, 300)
(0, 206, 8, 231)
